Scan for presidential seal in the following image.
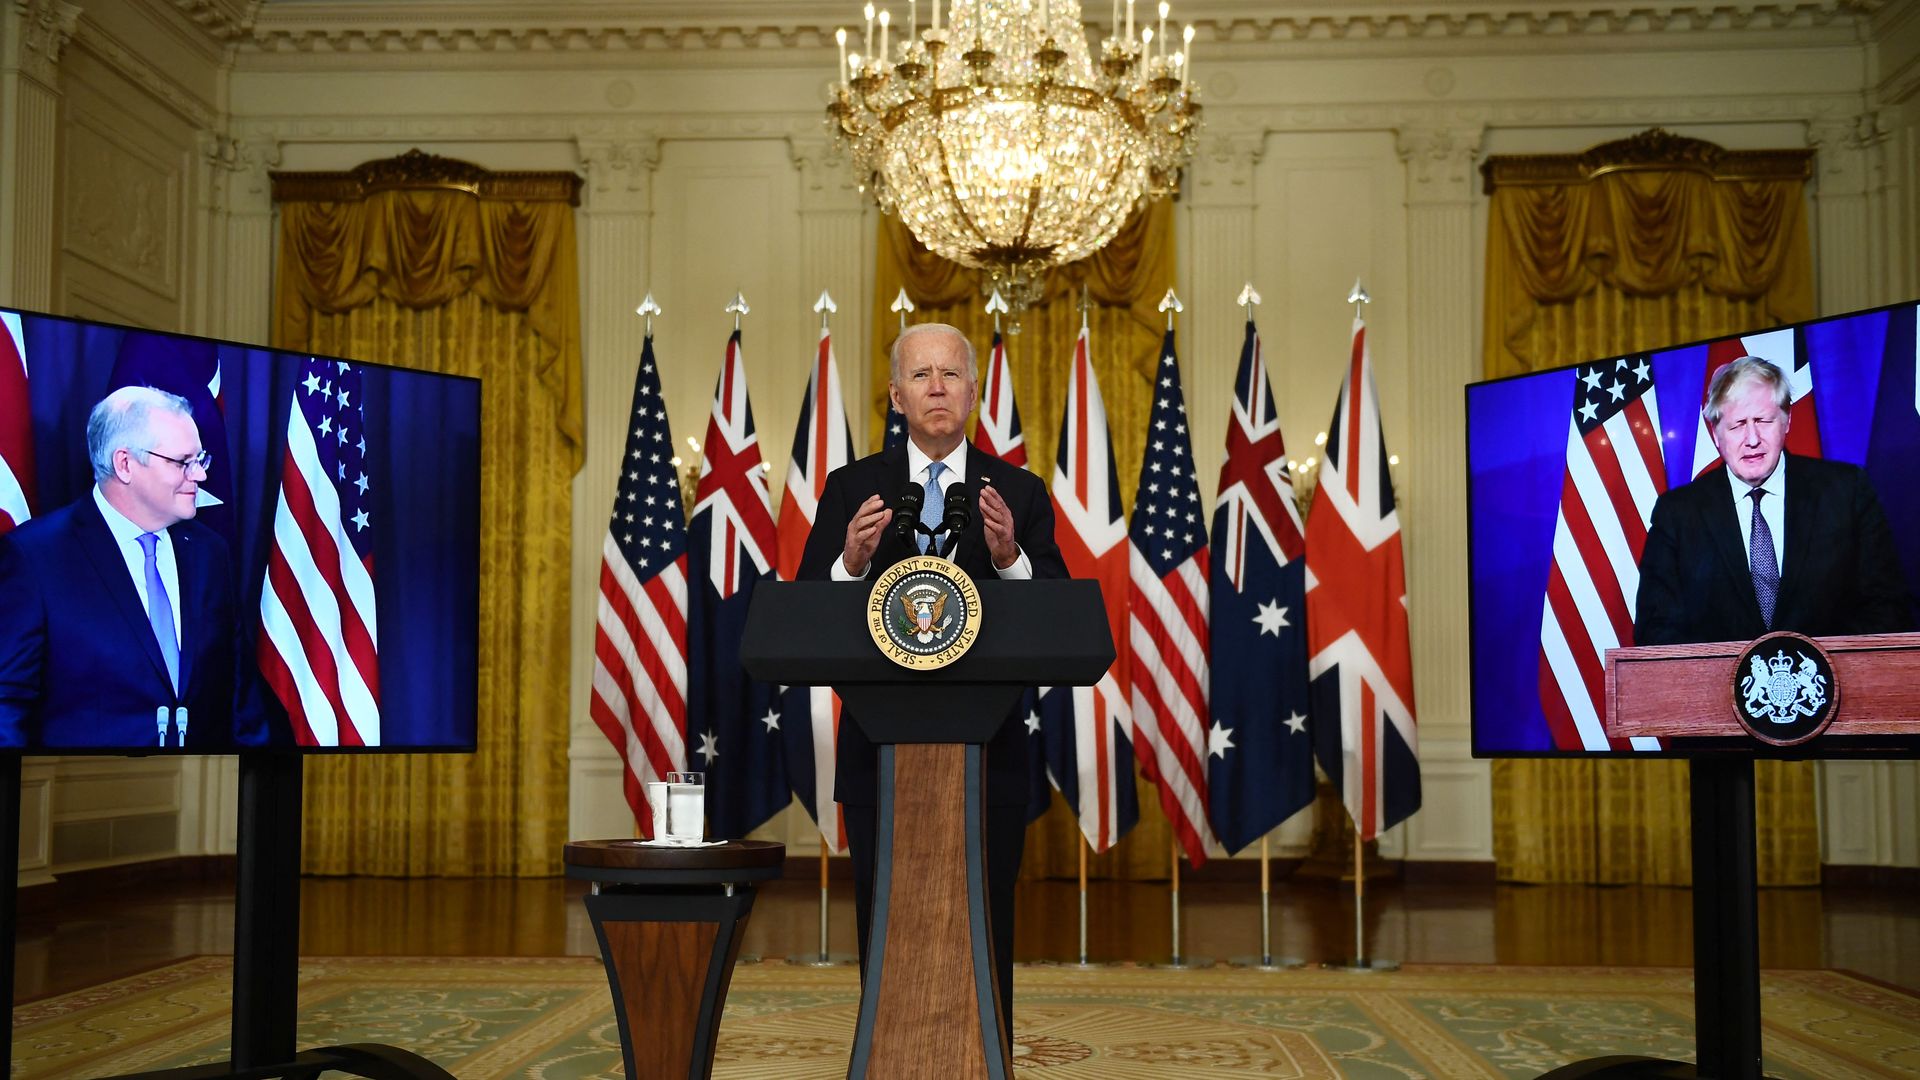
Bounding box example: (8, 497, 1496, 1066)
(1731, 631, 1839, 747)
(868, 555, 982, 670)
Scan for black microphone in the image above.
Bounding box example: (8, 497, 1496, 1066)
(892, 483, 923, 544)
(941, 481, 973, 539)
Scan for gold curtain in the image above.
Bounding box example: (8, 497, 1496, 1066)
(271, 152, 583, 876)
(1481, 130, 1819, 886)
(873, 202, 1180, 880)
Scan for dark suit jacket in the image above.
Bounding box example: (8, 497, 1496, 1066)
(1635, 454, 1913, 646)
(0, 496, 247, 749)
(798, 442, 1067, 806)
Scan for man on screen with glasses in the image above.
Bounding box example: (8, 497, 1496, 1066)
(0, 386, 255, 749)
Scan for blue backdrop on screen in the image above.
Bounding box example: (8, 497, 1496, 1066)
(12, 310, 479, 752)
(1467, 301, 1920, 756)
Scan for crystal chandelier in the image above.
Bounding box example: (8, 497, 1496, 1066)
(828, 0, 1200, 311)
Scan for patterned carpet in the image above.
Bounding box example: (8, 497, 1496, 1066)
(13, 956, 1920, 1078)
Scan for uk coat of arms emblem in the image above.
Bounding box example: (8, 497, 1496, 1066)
(1730, 632, 1839, 747)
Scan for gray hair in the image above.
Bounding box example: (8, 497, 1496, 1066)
(889, 322, 977, 384)
(87, 385, 194, 481)
(1702, 356, 1790, 428)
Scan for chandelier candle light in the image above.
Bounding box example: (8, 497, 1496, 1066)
(829, 0, 1201, 311)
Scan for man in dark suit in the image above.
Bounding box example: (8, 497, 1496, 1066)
(0, 386, 250, 749)
(1636, 356, 1911, 646)
(798, 322, 1065, 1026)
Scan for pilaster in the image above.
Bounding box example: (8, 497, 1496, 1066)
(0, 0, 81, 310)
(1396, 123, 1489, 858)
(570, 134, 661, 841)
(1182, 130, 1265, 483)
(1808, 113, 1879, 313)
(789, 135, 870, 440)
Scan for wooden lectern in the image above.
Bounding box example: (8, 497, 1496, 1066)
(742, 579, 1114, 1080)
(1547, 631, 1920, 1080)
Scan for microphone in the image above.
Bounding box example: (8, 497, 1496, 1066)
(892, 484, 923, 544)
(941, 481, 973, 541)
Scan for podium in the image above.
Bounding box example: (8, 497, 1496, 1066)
(1560, 632, 1920, 1080)
(742, 579, 1114, 1080)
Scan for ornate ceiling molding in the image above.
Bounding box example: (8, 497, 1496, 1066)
(269, 148, 584, 204)
(227, 89, 1865, 146)
(72, 20, 219, 129)
(228, 0, 1875, 60)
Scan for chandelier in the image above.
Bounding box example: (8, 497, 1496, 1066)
(828, 0, 1200, 311)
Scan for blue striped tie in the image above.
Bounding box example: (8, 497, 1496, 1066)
(138, 532, 181, 701)
(920, 461, 946, 554)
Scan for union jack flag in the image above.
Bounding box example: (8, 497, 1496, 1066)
(257, 358, 380, 746)
(775, 325, 855, 852)
(1126, 329, 1216, 865)
(0, 313, 34, 534)
(1538, 355, 1667, 752)
(589, 335, 688, 834)
(1304, 316, 1417, 841)
(1687, 326, 1821, 479)
(1041, 321, 1138, 852)
(686, 329, 787, 838)
(1208, 319, 1316, 852)
(973, 329, 1027, 468)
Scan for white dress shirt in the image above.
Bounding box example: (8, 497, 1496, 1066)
(93, 485, 183, 644)
(1727, 458, 1787, 575)
(835, 440, 1033, 579)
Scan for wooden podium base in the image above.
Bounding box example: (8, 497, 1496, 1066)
(851, 743, 1009, 1080)
(564, 839, 784, 1080)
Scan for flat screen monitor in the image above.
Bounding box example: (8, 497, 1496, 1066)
(1467, 300, 1920, 757)
(0, 308, 479, 753)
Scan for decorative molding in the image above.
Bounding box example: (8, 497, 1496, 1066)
(270, 148, 583, 204)
(70, 19, 220, 129)
(64, 116, 180, 297)
(228, 1, 1877, 59)
(1480, 126, 1815, 192)
(227, 89, 1869, 148)
(1187, 131, 1265, 207)
(15, 0, 82, 85)
(1398, 124, 1483, 201)
(786, 135, 863, 213)
(163, 0, 257, 43)
(577, 135, 661, 197)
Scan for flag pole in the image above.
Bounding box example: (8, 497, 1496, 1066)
(1078, 836, 1090, 965)
(1170, 839, 1182, 964)
(787, 833, 856, 966)
(1230, 831, 1304, 970)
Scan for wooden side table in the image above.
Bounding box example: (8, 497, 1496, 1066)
(563, 839, 785, 1080)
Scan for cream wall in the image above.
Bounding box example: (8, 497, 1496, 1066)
(4, 0, 1918, 877)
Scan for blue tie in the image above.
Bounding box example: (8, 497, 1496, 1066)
(920, 461, 946, 554)
(138, 532, 181, 702)
(1748, 488, 1778, 629)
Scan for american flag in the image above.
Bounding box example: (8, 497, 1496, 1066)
(589, 335, 688, 835)
(1041, 321, 1138, 852)
(686, 329, 788, 838)
(1304, 316, 1417, 841)
(775, 325, 854, 852)
(1537, 354, 1667, 752)
(1208, 319, 1316, 853)
(257, 358, 381, 747)
(973, 329, 1027, 467)
(1687, 326, 1821, 478)
(1126, 329, 1216, 865)
(0, 312, 34, 534)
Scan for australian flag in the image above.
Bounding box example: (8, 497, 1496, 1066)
(1207, 319, 1316, 852)
(107, 332, 236, 544)
(686, 329, 788, 838)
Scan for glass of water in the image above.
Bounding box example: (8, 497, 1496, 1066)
(663, 771, 705, 844)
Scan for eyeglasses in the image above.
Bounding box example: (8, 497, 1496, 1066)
(139, 448, 213, 473)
